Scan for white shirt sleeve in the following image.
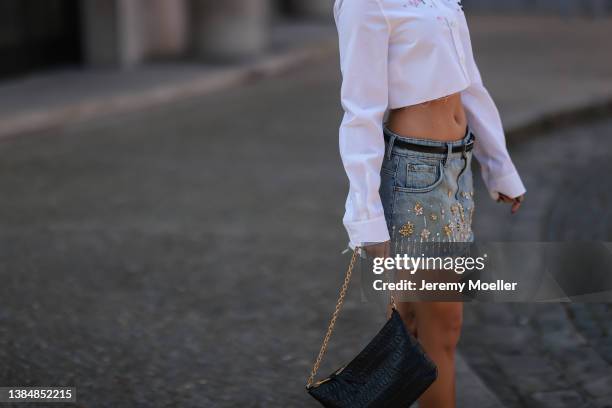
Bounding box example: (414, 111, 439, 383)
(460, 23, 527, 201)
(334, 0, 391, 248)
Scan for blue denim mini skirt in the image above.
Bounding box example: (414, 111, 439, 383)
(380, 125, 475, 246)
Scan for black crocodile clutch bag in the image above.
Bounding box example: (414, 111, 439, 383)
(307, 308, 437, 407)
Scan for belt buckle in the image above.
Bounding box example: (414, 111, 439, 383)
(464, 138, 474, 151)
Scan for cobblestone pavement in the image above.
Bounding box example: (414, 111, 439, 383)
(462, 119, 612, 408)
(0, 56, 611, 407)
(0, 59, 378, 408)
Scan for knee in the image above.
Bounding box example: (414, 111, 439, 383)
(426, 303, 463, 352)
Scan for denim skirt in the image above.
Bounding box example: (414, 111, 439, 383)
(379, 125, 475, 248)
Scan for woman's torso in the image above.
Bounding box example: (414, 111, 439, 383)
(385, 0, 470, 141)
(386, 93, 467, 142)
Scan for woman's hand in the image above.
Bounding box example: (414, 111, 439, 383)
(497, 193, 524, 214)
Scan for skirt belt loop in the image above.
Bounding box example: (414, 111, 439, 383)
(386, 133, 397, 161)
(443, 142, 452, 167)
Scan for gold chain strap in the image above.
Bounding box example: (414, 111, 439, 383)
(306, 248, 360, 389)
(306, 247, 398, 388)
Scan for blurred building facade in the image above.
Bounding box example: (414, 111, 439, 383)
(463, 0, 612, 15)
(1, 0, 611, 79)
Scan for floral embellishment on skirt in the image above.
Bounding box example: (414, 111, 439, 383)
(443, 223, 453, 238)
(414, 202, 424, 215)
(420, 228, 431, 240)
(399, 222, 415, 237)
(430, 213, 438, 222)
(456, 202, 465, 223)
(450, 203, 459, 215)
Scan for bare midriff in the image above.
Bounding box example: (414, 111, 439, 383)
(385, 92, 467, 142)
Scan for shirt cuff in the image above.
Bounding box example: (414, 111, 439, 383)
(486, 170, 526, 201)
(344, 215, 390, 249)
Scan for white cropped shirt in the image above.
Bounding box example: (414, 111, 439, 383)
(333, 0, 526, 248)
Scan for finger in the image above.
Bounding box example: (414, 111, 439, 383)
(511, 200, 522, 214)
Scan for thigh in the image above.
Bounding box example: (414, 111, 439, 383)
(414, 302, 463, 327)
(405, 302, 463, 342)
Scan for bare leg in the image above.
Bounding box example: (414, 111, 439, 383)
(396, 301, 463, 408)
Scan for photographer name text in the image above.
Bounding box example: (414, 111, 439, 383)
(373, 279, 518, 292)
